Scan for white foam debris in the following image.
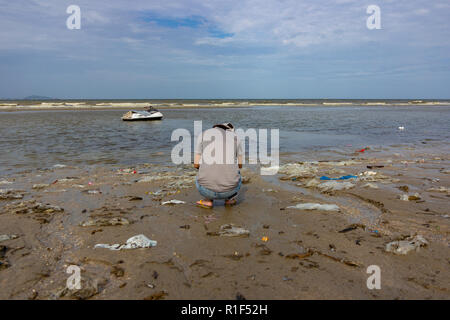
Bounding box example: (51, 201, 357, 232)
(358, 171, 396, 183)
(385, 235, 428, 255)
(161, 199, 185, 205)
(286, 203, 340, 212)
(94, 234, 157, 250)
(0, 234, 19, 242)
(0, 189, 24, 200)
(317, 181, 355, 192)
(260, 165, 279, 175)
(398, 193, 421, 201)
(278, 163, 318, 179)
(363, 183, 379, 189)
(214, 224, 250, 237)
(0, 180, 12, 185)
(32, 183, 50, 189)
(427, 186, 450, 193)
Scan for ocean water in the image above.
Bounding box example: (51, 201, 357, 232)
(0, 105, 449, 175)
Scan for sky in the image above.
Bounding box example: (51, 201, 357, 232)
(0, 0, 449, 99)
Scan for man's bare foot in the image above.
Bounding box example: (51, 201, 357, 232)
(196, 199, 213, 208)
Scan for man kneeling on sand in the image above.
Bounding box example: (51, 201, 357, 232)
(194, 122, 243, 208)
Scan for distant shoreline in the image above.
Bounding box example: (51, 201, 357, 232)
(1, 99, 449, 111)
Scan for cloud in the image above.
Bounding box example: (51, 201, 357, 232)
(0, 0, 449, 98)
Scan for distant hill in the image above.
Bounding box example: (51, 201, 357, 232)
(23, 95, 54, 100)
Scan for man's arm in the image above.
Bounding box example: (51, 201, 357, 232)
(238, 155, 243, 169)
(194, 153, 201, 169)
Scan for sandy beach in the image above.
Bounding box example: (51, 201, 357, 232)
(1, 147, 449, 300)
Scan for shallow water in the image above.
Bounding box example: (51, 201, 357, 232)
(0, 105, 449, 175)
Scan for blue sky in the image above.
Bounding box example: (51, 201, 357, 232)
(0, 0, 449, 99)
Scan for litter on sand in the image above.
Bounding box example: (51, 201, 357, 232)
(32, 183, 50, 190)
(317, 181, 355, 192)
(278, 163, 318, 180)
(362, 183, 379, 189)
(286, 203, 340, 212)
(427, 186, 450, 194)
(385, 235, 428, 255)
(0, 234, 19, 242)
(367, 165, 384, 169)
(161, 199, 185, 205)
(319, 175, 357, 181)
(94, 234, 157, 250)
(398, 193, 421, 201)
(207, 224, 250, 237)
(80, 217, 130, 227)
(0, 189, 24, 200)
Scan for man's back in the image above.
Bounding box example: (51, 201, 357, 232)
(195, 127, 242, 193)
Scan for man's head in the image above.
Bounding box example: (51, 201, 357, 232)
(213, 122, 234, 131)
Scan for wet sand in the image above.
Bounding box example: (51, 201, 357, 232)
(0, 149, 449, 299)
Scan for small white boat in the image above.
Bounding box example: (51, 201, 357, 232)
(122, 106, 163, 121)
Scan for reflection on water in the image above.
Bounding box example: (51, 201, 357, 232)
(0, 105, 449, 175)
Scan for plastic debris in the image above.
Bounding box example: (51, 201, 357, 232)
(279, 163, 318, 180)
(357, 147, 369, 153)
(94, 234, 157, 250)
(398, 193, 421, 201)
(304, 178, 321, 188)
(358, 171, 395, 183)
(385, 235, 428, 255)
(338, 224, 365, 233)
(334, 160, 360, 166)
(241, 176, 251, 184)
(0, 189, 24, 200)
(32, 183, 50, 190)
(116, 168, 137, 175)
(207, 224, 250, 237)
(57, 177, 79, 183)
(53, 164, 67, 168)
(261, 236, 269, 242)
(427, 186, 450, 194)
(320, 175, 357, 181)
(0, 234, 19, 242)
(82, 189, 101, 195)
(362, 183, 378, 189)
(301, 178, 355, 192)
(80, 217, 130, 227)
(161, 199, 185, 205)
(286, 203, 340, 212)
(0, 180, 12, 185)
(317, 181, 355, 192)
(367, 165, 384, 169)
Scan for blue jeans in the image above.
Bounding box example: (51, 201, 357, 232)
(196, 176, 242, 200)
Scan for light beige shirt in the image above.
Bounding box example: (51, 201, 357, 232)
(195, 128, 243, 192)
